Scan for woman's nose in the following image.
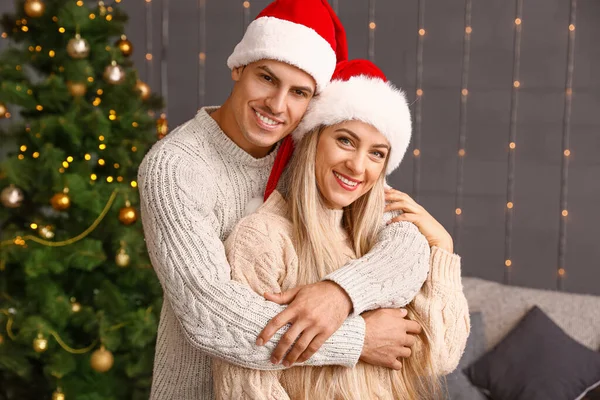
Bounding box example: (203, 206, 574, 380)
(345, 154, 366, 175)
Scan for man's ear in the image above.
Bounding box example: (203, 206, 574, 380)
(231, 66, 244, 82)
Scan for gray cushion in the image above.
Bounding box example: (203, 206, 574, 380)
(444, 312, 488, 400)
(465, 306, 600, 400)
(463, 277, 600, 351)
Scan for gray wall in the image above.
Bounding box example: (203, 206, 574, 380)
(2, 1, 599, 296)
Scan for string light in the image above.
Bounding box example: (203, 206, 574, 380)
(455, 208, 462, 215)
(18, 155, 25, 160)
(99, 135, 105, 141)
(36, 105, 43, 111)
(243, 1, 250, 8)
(97, 89, 103, 95)
(458, 149, 466, 157)
(113, 163, 120, 169)
(99, 144, 107, 150)
(419, 29, 426, 36)
(20, 145, 27, 152)
(62, 161, 69, 168)
(33, 152, 40, 158)
(513, 80, 521, 88)
(369, 22, 376, 29)
(461, 89, 468, 96)
(76, 1, 83, 6)
(515, 18, 522, 25)
(89, 13, 96, 20)
(132, 122, 139, 127)
(30, 223, 38, 230)
(91, 174, 97, 181)
(21, 26, 29, 32)
(98, 159, 105, 166)
(505, 260, 512, 267)
(117, 176, 124, 182)
(66, 156, 73, 162)
(416, 89, 423, 96)
(84, 154, 91, 161)
(131, 146, 138, 152)
(568, 24, 575, 31)
(58, 27, 65, 33)
(413, 149, 421, 156)
(509, 142, 516, 149)
(507, 202, 514, 209)
(106, 176, 114, 183)
(49, 50, 55, 57)
(146, 53, 153, 61)
(130, 181, 138, 188)
(465, 26, 472, 34)
(562, 210, 568, 217)
(88, 77, 94, 83)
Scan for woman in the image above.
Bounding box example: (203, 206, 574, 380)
(213, 60, 470, 399)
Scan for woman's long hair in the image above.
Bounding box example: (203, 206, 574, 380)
(280, 126, 443, 399)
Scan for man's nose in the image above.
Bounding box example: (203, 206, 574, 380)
(265, 89, 286, 115)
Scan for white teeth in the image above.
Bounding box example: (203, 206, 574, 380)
(334, 171, 358, 187)
(255, 111, 278, 126)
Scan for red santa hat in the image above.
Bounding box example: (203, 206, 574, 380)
(227, 0, 347, 94)
(261, 59, 412, 203)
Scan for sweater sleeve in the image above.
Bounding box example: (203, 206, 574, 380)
(412, 247, 470, 375)
(324, 217, 431, 316)
(213, 214, 293, 400)
(138, 150, 365, 370)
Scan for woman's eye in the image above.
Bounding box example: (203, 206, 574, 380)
(338, 137, 352, 146)
(372, 151, 386, 159)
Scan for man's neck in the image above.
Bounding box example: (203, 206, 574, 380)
(210, 100, 273, 159)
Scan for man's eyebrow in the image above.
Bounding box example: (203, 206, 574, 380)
(257, 65, 314, 96)
(257, 65, 280, 83)
(335, 128, 390, 150)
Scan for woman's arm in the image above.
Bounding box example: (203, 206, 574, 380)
(213, 213, 296, 399)
(413, 247, 470, 375)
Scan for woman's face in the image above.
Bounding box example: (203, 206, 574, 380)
(315, 120, 390, 210)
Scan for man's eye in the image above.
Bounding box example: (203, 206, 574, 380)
(294, 90, 307, 97)
(262, 75, 272, 82)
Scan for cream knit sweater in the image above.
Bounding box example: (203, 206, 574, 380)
(213, 191, 470, 399)
(138, 108, 431, 400)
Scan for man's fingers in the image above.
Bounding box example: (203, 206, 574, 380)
(390, 359, 403, 370)
(271, 322, 306, 364)
(405, 320, 423, 335)
(396, 346, 412, 359)
(264, 286, 301, 305)
(256, 308, 295, 346)
(296, 332, 327, 364)
(282, 328, 319, 366)
(404, 334, 417, 348)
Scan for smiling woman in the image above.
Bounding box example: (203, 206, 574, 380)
(210, 59, 470, 400)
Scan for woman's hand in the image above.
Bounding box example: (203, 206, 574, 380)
(384, 188, 454, 253)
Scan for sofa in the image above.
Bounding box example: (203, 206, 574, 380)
(446, 277, 600, 400)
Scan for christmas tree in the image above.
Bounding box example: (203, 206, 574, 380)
(0, 1, 165, 399)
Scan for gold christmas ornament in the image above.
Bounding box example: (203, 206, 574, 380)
(0, 102, 7, 119)
(116, 35, 133, 57)
(67, 34, 90, 59)
(118, 202, 138, 225)
(24, 0, 45, 18)
(33, 333, 48, 353)
(103, 61, 126, 85)
(38, 225, 55, 239)
(50, 191, 71, 211)
(157, 116, 168, 140)
(52, 389, 65, 400)
(90, 346, 114, 372)
(1, 185, 24, 208)
(115, 244, 130, 267)
(67, 81, 87, 97)
(135, 80, 151, 100)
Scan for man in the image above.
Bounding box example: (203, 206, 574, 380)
(138, 1, 429, 399)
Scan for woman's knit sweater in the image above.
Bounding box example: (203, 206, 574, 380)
(213, 191, 470, 399)
(138, 108, 432, 399)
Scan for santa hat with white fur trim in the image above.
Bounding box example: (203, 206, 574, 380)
(227, 0, 347, 94)
(261, 59, 413, 205)
(294, 59, 412, 175)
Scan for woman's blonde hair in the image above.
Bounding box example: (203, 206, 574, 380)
(280, 125, 443, 399)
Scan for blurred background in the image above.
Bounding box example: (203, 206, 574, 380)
(1, 0, 598, 293)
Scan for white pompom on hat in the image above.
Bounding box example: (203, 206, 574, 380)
(227, 0, 348, 94)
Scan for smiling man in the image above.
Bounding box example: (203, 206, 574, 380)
(137, 1, 431, 399)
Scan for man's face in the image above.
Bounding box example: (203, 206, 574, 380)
(229, 60, 316, 155)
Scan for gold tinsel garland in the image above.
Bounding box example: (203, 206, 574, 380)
(0, 190, 119, 248)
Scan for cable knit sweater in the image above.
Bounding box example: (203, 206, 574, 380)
(138, 108, 431, 400)
(213, 191, 470, 399)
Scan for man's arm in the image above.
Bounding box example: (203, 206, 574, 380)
(138, 149, 365, 369)
(324, 218, 431, 316)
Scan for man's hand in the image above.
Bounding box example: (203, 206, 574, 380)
(385, 188, 454, 253)
(360, 308, 422, 370)
(256, 281, 352, 367)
